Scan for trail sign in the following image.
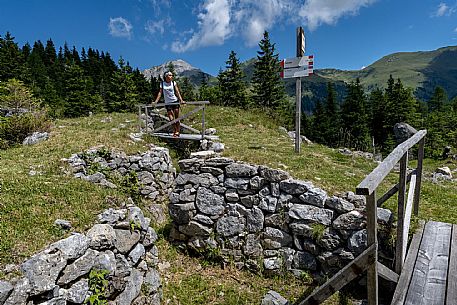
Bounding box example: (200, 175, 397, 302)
(281, 55, 314, 69)
(281, 67, 313, 79)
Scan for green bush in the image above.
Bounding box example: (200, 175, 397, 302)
(0, 111, 51, 149)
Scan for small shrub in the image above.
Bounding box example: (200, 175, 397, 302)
(311, 223, 326, 241)
(85, 269, 109, 305)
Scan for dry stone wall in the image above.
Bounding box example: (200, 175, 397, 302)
(0, 206, 161, 305)
(169, 157, 393, 277)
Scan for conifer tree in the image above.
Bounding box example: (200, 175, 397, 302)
(321, 82, 341, 146)
(252, 31, 286, 110)
(428, 86, 448, 112)
(217, 50, 248, 108)
(180, 77, 195, 101)
(0, 32, 24, 81)
(368, 87, 387, 146)
(311, 100, 326, 144)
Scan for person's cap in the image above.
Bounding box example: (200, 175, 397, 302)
(164, 71, 173, 77)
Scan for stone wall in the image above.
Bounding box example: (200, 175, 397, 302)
(0, 206, 161, 305)
(64, 145, 176, 203)
(168, 157, 393, 277)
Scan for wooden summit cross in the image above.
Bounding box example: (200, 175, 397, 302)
(137, 101, 219, 141)
(280, 26, 314, 153)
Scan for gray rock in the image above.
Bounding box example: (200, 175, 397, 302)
(240, 195, 260, 208)
(200, 166, 224, 176)
(94, 250, 116, 276)
(250, 176, 266, 190)
(216, 216, 245, 237)
(196, 173, 219, 187)
(143, 269, 161, 295)
(57, 249, 99, 285)
(317, 229, 342, 251)
(179, 189, 196, 202)
(224, 178, 250, 190)
(138, 171, 155, 185)
(279, 179, 313, 195)
(246, 206, 264, 233)
(377, 208, 393, 225)
(299, 187, 327, 208)
(22, 132, 49, 145)
(179, 221, 213, 236)
(325, 196, 355, 214)
(0, 281, 13, 304)
(192, 214, 214, 226)
(225, 163, 258, 178)
(259, 195, 278, 213)
(87, 224, 116, 249)
(348, 229, 367, 255)
(169, 202, 195, 224)
(127, 206, 149, 231)
(97, 208, 127, 224)
(289, 222, 313, 237)
(436, 166, 452, 177)
(40, 297, 66, 305)
(262, 227, 292, 249)
(204, 157, 234, 167)
(261, 290, 290, 305)
(293, 251, 317, 270)
(265, 214, 289, 232)
(116, 269, 143, 305)
(51, 233, 90, 260)
(393, 122, 417, 144)
(86, 172, 105, 183)
(259, 166, 291, 182)
(343, 191, 366, 209)
(3, 278, 29, 305)
(333, 211, 366, 230)
(143, 227, 159, 247)
(63, 279, 89, 304)
(114, 230, 140, 254)
(264, 257, 281, 270)
(210, 142, 225, 153)
(54, 219, 72, 230)
(195, 188, 225, 216)
(21, 250, 67, 295)
(115, 254, 131, 277)
(289, 205, 333, 226)
(244, 234, 263, 257)
(129, 243, 145, 264)
(225, 189, 240, 202)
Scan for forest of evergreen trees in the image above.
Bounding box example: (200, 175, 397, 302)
(1, 31, 456, 158)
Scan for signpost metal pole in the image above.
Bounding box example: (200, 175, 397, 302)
(295, 27, 305, 153)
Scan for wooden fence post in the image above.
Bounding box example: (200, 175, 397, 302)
(366, 191, 378, 305)
(413, 138, 425, 216)
(395, 152, 408, 273)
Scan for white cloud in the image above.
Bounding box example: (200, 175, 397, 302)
(170, 0, 377, 52)
(433, 2, 457, 17)
(171, 0, 231, 53)
(108, 17, 133, 39)
(145, 17, 171, 35)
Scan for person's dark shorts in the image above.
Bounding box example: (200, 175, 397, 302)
(165, 104, 180, 111)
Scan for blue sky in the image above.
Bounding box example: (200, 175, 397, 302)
(1, 0, 457, 76)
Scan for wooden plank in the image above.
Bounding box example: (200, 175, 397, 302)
(356, 130, 426, 195)
(299, 244, 376, 305)
(447, 224, 457, 305)
(395, 153, 408, 274)
(391, 222, 424, 305)
(152, 112, 201, 134)
(366, 192, 378, 305)
(377, 170, 414, 207)
(377, 262, 399, 283)
(402, 174, 416, 263)
(413, 137, 425, 216)
(153, 106, 204, 133)
(152, 132, 219, 141)
(404, 221, 452, 305)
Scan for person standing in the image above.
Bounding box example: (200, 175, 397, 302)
(153, 71, 185, 137)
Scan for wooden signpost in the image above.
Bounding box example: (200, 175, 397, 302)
(281, 26, 314, 153)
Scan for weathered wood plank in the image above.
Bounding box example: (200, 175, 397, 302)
(152, 132, 219, 141)
(153, 106, 204, 133)
(152, 112, 201, 134)
(413, 137, 425, 216)
(405, 221, 452, 305)
(356, 130, 426, 196)
(366, 192, 378, 305)
(395, 153, 408, 274)
(447, 224, 457, 305)
(391, 222, 424, 305)
(402, 174, 416, 264)
(377, 170, 414, 207)
(377, 262, 399, 283)
(299, 244, 376, 305)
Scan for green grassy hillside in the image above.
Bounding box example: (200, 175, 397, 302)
(1, 107, 456, 304)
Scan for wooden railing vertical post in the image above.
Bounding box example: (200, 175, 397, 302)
(413, 138, 425, 216)
(138, 105, 142, 133)
(395, 152, 409, 274)
(366, 191, 378, 305)
(201, 105, 206, 140)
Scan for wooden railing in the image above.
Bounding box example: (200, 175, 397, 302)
(300, 130, 426, 305)
(137, 101, 210, 140)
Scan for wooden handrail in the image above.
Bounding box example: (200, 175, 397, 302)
(356, 130, 426, 196)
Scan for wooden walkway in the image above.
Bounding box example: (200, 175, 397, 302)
(391, 221, 457, 305)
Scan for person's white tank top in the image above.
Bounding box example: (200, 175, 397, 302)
(161, 81, 178, 104)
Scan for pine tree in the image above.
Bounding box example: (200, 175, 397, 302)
(368, 87, 387, 146)
(217, 50, 248, 108)
(63, 64, 93, 117)
(0, 32, 24, 81)
(428, 86, 448, 112)
(252, 31, 286, 110)
(340, 79, 370, 150)
(321, 82, 341, 146)
(180, 77, 195, 101)
(310, 100, 326, 144)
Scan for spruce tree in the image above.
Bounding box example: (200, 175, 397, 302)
(252, 31, 286, 110)
(428, 86, 448, 112)
(321, 82, 341, 146)
(180, 77, 195, 101)
(217, 50, 248, 108)
(310, 100, 326, 144)
(0, 32, 24, 81)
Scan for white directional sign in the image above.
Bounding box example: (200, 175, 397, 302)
(281, 55, 314, 69)
(281, 67, 313, 79)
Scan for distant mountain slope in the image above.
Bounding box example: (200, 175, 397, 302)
(142, 59, 212, 85)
